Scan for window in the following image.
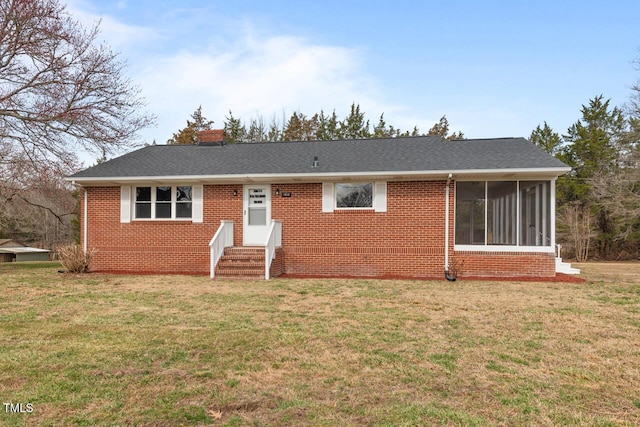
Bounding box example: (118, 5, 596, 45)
(322, 182, 386, 212)
(335, 183, 373, 209)
(134, 185, 193, 220)
(176, 186, 193, 218)
(135, 187, 152, 219)
(156, 186, 172, 218)
(247, 187, 267, 225)
(455, 180, 552, 247)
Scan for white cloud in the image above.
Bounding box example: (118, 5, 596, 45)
(63, 2, 411, 146)
(66, 0, 158, 52)
(137, 32, 395, 142)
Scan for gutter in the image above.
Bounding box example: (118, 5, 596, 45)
(83, 189, 88, 254)
(444, 173, 456, 282)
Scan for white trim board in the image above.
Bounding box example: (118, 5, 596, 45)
(68, 167, 571, 186)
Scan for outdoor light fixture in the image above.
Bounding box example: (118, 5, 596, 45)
(233, 189, 238, 196)
(275, 188, 280, 196)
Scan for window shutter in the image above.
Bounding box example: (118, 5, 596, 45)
(322, 182, 334, 213)
(374, 181, 387, 212)
(120, 186, 131, 223)
(192, 185, 204, 223)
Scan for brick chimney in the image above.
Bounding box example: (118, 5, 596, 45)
(196, 129, 226, 144)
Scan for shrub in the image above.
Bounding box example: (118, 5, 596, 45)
(448, 257, 465, 279)
(57, 244, 97, 273)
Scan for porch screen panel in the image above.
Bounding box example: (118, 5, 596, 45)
(455, 181, 485, 245)
(519, 181, 551, 246)
(487, 181, 517, 245)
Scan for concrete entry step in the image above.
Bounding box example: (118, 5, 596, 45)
(555, 258, 581, 275)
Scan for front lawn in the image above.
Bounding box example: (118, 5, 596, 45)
(1, 261, 639, 425)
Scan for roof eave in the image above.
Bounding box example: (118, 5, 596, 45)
(66, 167, 572, 186)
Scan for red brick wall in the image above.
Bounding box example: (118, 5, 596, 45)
(82, 181, 556, 278)
(84, 185, 242, 274)
(269, 247, 285, 278)
(453, 251, 555, 278)
(272, 181, 448, 278)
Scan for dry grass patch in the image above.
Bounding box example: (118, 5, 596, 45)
(0, 261, 639, 425)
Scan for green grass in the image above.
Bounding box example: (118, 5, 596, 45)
(1, 261, 639, 425)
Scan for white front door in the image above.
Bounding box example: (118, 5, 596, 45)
(243, 184, 271, 246)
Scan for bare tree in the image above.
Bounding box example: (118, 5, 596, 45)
(0, 0, 154, 243)
(0, 0, 155, 166)
(590, 147, 640, 240)
(559, 202, 595, 262)
(1, 149, 80, 244)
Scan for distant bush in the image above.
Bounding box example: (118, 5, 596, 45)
(57, 244, 97, 273)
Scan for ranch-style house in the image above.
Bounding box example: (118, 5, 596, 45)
(67, 131, 578, 279)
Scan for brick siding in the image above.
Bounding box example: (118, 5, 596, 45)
(82, 181, 556, 278)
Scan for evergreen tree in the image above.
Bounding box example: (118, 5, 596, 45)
(427, 115, 464, 140)
(267, 116, 283, 142)
(302, 114, 320, 141)
(340, 103, 370, 139)
(316, 110, 342, 140)
(246, 117, 267, 143)
(282, 111, 304, 141)
(167, 106, 214, 144)
(282, 112, 320, 141)
(529, 121, 562, 155)
(372, 113, 398, 138)
(558, 95, 627, 202)
(223, 110, 246, 144)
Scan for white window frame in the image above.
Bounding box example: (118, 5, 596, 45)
(134, 185, 193, 221)
(322, 181, 387, 213)
(335, 182, 374, 210)
(454, 179, 555, 253)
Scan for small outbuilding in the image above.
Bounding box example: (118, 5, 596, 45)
(0, 239, 51, 262)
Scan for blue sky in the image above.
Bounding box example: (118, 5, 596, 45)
(69, 0, 639, 158)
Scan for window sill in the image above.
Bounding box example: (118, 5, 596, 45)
(454, 245, 555, 253)
(132, 218, 194, 222)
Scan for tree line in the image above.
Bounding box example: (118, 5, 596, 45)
(167, 104, 464, 144)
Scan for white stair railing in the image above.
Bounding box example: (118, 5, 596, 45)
(209, 220, 234, 278)
(264, 220, 282, 280)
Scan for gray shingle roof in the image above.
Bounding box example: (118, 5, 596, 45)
(69, 136, 569, 180)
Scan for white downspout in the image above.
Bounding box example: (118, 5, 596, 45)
(83, 189, 88, 254)
(444, 173, 452, 273)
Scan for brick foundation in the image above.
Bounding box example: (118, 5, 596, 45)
(454, 251, 556, 278)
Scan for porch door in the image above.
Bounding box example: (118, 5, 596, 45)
(243, 184, 271, 246)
